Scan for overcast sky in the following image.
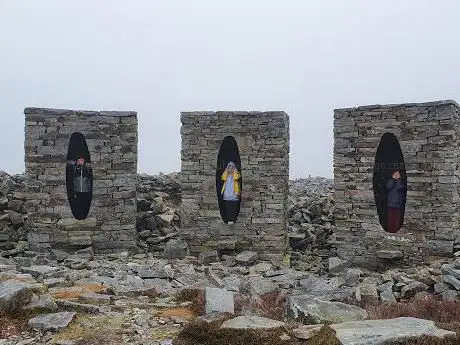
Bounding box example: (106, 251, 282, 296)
(1, 1, 459, 178)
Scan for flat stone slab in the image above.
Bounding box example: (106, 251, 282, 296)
(0, 280, 33, 313)
(376, 250, 403, 259)
(78, 292, 111, 305)
(235, 251, 258, 265)
(221, 316, 286, 330)
(28, 312, 76, 330)
(21, 265, 62, 279)
(331, 317, 456, 345)
(288, 295, 368, 324)
(205, 288, 234, 314)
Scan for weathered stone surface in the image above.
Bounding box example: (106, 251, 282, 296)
(205, 288, 234, 314)
(329, 257, 347, 274)
(331, 317, 456, 345)
(288, 295, 368, 324)
(164, 240, 189, 260)
(23, 294, 57, 312)
(235, 251, 259, 265)
(28, 312, 76, 331)
(0, 280, 33, 312)
(293, 325, 324, 340)
(401, 281, 429, 298)
(198, 250, 219, 265)
(78, 292, 111, 305)
(221, 316, 286, 330)
(376, 250, 403, 260)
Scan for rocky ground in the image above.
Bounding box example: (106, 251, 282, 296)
(1, 171, 460, 344)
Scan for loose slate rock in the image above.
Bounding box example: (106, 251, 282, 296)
(221, 316, 286, 330)
(235, 251, 258, 265)
(28, 312, 76, 331)
(288, 295, 368, 324)
(0, 280, 33, 313)
(331, 317, 455, 345)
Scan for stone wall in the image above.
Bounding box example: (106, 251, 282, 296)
(334, 100, 460, 269)
(24, 108, 138, 252)
(180, 111, 290, 263)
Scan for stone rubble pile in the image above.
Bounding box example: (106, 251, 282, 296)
(287, 177, 336, 273)
(133, 173, 181, 253)
(0, 246, 456, 344)
(0, 172, 28, 251)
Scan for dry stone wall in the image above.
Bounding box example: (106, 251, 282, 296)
(334, 100, 460, 269)
(24, 108, 138, 252)
(180, 111, 290, 263)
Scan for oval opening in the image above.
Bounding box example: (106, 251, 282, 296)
(66, 132, 93, 220)
(372, 132, 407, 233)
(216, 136, 242, 224)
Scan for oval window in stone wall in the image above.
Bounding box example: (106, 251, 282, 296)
(216, 136, 242, 224)
(373, 132, 407, 233)
(66, 132, 93, 220)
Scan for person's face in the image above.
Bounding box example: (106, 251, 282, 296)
(227, 165, 235, 173)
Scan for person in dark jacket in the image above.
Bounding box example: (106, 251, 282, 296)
(386, 170, 405, 233)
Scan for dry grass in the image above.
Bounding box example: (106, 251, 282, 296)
(52, 314, 126, 345)
(158, 307, 197, 320)
(174, 288, 205, 316)
(0, 310, 44, 339)
(174, 319, 339, 345)
(50, 284, 108, 300)
(235, 291, 287, 321)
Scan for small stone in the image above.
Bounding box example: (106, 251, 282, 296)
(28, 312, 76, 330)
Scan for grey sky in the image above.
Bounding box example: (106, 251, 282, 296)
(1, 0, 459, 178)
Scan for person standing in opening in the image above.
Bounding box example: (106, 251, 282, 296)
(69, 157, 92, 201)
(221, 161, 241, 224)
(386, 170, 405, 233)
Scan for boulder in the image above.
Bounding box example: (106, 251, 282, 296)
(328, 257, 347, 274)
(78, 292, 111, 305)
(164, 239, 189, 260)
(0, 280, 33, 313)
(344, 268, 362, 287)
(221, 316, 285, 330)
(331, 317, 455, 345)
(28, 312, 76, 331)
(23, 294, 57, 312)
(235, 251, 258, 265)
(401, 281, 429, 299)
(198, 250, 219, 265)
(288, 295, 368, 324)
(205, 288, 234, 314)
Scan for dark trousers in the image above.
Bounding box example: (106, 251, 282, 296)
(387, 207, 402, 233)
(225, 200, 239, 223)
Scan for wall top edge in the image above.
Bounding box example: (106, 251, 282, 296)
(24, 108, 137, 118)
(334, 99, 459, 113)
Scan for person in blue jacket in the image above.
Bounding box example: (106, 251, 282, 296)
(386, 170, 406, 233)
